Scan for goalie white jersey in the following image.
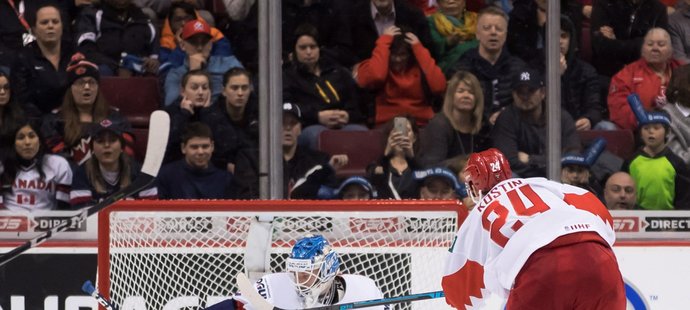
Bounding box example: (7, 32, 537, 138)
(244, 273, 388, 310)
(442, 177, 615, 309)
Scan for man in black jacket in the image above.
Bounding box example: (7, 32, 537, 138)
(492, 67, 581, 178)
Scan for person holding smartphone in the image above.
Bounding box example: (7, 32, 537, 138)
(367, 115, 421, 199)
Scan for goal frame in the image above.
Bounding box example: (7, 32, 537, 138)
(97, 199, 467, 307)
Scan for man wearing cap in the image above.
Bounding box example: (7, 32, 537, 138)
(414, 167, 466, 200)
(74, 0, 159, 76)
(624, 110, 690, 210)
(164, 19, 243, 106)
(491, 67, 580, 178)
(321, 176, 378, 200)
(233, 103, 348, 199)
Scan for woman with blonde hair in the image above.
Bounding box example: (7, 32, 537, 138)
(42, 53, 134, 165)
(418, 70, 491, 167)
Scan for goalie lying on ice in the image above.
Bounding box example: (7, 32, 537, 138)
(206, 235, 389, 310)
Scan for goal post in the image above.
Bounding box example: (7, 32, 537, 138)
(97, 200, 467, 309)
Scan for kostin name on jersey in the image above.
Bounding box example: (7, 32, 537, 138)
(478, 179, 524, 209)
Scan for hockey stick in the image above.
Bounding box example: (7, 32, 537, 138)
(82, 280, 119, 310)
(236, 273, 445, 310)
(0, 111, 170, 267)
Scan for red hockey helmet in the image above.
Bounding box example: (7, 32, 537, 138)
(464, 148, 512, 193)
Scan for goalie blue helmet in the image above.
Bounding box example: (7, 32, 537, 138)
(286, 235, 340, 305)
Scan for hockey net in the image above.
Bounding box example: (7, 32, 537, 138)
(98, 200, 467, 310)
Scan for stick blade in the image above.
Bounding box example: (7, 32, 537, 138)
(236, 273, 275, 310)
(140, 110, 170, 177)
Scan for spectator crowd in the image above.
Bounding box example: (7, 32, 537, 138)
(1, 0, 690, 211)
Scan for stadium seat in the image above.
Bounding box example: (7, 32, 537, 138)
(578, 129, 636, 160)
(130, 127, 149, 163)
(317, 130, 384, 178)
(580, 20, 592, 63)
(100, 77, 161, 127)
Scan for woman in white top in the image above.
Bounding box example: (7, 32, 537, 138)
(1, 119, 72, 211)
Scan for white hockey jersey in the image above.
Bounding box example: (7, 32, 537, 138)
(1, 155, 72, 212)
(442, 178, 615, 309)
(247, 273, 387, 310)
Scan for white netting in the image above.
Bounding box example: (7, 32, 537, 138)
(101, 204, 460, 310)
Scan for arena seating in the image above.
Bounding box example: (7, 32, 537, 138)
(578, 129, 636, 161)
(318, 130, 385, 178)
(99, 77, 162, 128)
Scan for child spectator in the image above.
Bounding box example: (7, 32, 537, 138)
(1, 119, 72, 211)
(42, 53, 134, 165)
(608, 28, 681, 130)
(418, 70, 491, 168)
(74, 0, 160, 76)
(356, 25, 446, 126)
(318, 176, 379, 200)
(158, 122, 235, 199)
(164, 19, 243, 106)
(367, 115, 421, 199)
(428, 0, 479, 72)
(560, 138, 608, 197)
(283, 24, 366, 150)
(414, 167, 466, 200)
(626, 110, 690, 210)
(663, 64, 690, 164)
(70, 117, 157, 209)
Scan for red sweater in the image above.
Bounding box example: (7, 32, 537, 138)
(356, 34, 446, 126)
(607, 58, 680, 130)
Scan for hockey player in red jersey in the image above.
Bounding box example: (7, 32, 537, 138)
(442, 148, 625, 309)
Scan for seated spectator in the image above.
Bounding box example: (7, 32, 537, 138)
(414, 167, 466, 200)
(428, 0, 479, 72)
(492, 67, 580, 177)
(69, 117, 157, 208)
(1, 118, 72, 211)
(663, 64, 690, 164)
(590, 0, 668, 78)
(233, 103, 346, 199)
(367, 115, 421, 199)
(200, 67, 258, 172)
(626, 110, 690, 210)
(318, 176, 379, 200)
(42, 53, 134, 165)
(669, 0, 690, 64)
(0, 71, 24, 141)
(356, 25, 446, 126)
(419, 70, 491, 168)
(74, 0, 160, 76)
(164, 19, 243, 106)
(451, 6, 526, 126)
(560, 138, 608, 197)
(559, 15, 613, 131)
(283, 24, 366, 150)
(159, 1, 231, 74)
(603, 171, 639, 209)
(158, 122, 235, 199)
(12, 3, 74, 116)
(608, 28, 681, 130)
(343, 0, 434, 67)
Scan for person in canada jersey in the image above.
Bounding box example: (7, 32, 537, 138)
(442, 148, 625, 309)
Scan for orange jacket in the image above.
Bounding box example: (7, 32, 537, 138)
(160, 12, 225, 50)
(356, 34, 446, 126)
